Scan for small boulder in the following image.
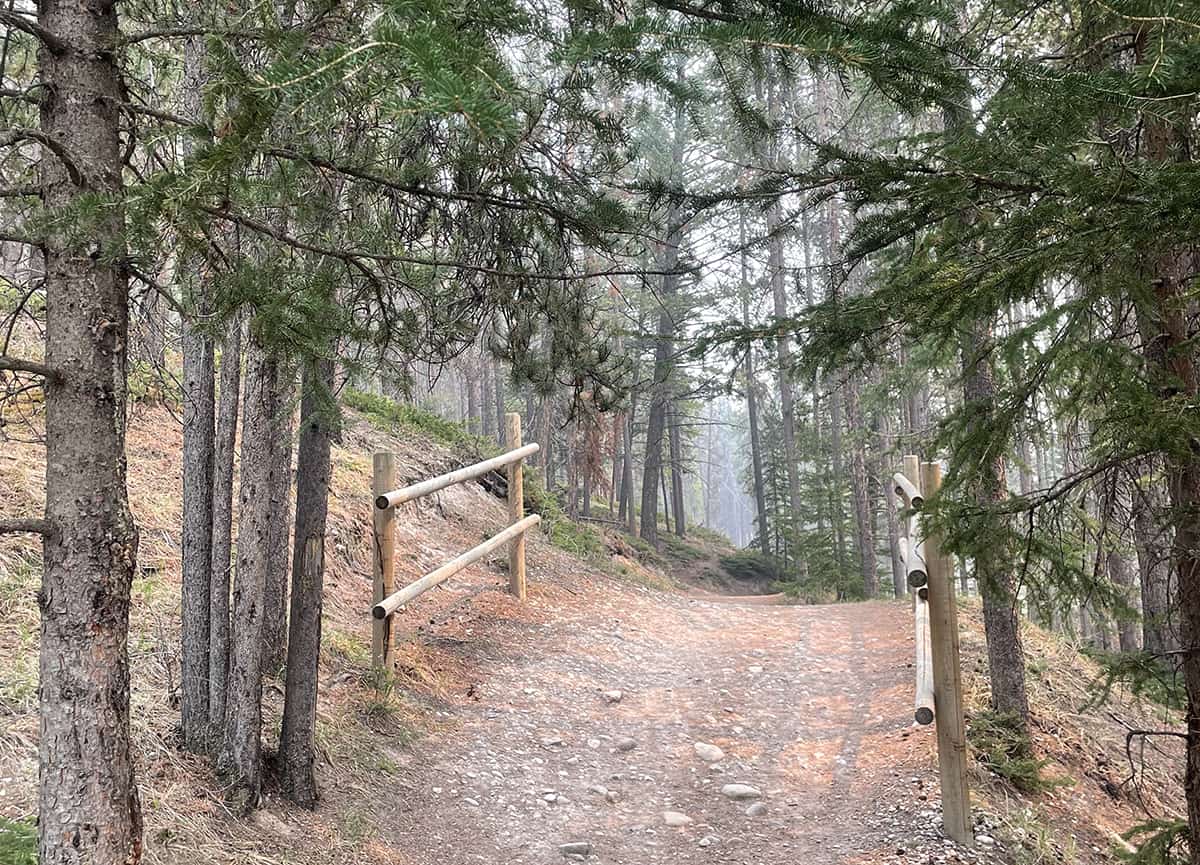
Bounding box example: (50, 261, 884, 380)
(662, 811, 693, 827)
(693, 742, 725, 762)
(559, 841, 592, 858)
(615, 737, 638, 753)
(720, 783, 762, 800)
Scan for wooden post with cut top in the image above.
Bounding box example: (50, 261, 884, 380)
(506, 412, 527, 600)
(920, 460, 972, 846)
(372, 452, 396, 673)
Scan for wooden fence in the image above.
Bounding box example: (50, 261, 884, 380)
(891, 455, 972, 847)
(369, 412, 541, 671)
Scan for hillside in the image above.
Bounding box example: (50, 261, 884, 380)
(0, 402, 1185, 865)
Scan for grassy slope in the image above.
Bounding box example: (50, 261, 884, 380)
(0, 393, 1188, 864)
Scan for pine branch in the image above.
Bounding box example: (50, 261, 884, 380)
(0, 10, 69, 54)
(202, 205, 689, 282)
(118, 26, 267, 46)
(0, 231, 39, 245)
(0, 129, 83, 186)
(0, 517, 50, 535)
(0, 185, 40, 197)
(0, 355, 57, 379)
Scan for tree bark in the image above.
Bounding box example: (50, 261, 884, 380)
(209, 311, 242, 735)
(493, 356, 506, 447)
(668, 404, 686, 537)
(35, 0, 143, 859)
(843, 373, 878, 597)
(639, 97, 686, 547)
(178, 27, 216, 754)
(261, 371, 295, 677)
(766, 72, 803, 570)
(1132, 462, 1176, 661)
(962, 323, 1031, 732)
(278, 357, 335, 807)
(219, 333, 279, 813)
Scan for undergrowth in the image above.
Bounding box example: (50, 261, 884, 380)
(344, 388, 482, 450)
(968, 709, 1070, 794)
(718, 550, 782, 584)
(1082, 649, 1184, 713)
(1119, 819, 1189, 864)
(0, 816, 36, 865)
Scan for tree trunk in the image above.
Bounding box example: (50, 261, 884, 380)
(178, 26, 216, 755)
(466, 357, 480, 435)
(278, 357, 335, 807)
(639, 97, 686, 547)
(843, 373, 878, 597)
(669, 404, 686, 537)
(879, 407, 906, 597)
(766, 73, 803, 569)
(220, 334, 279, 813)
(261, 372, 295, 677)
(481, 348, 496, 440)
(493, 357, 506, 447)
(33, 0, 143, 861)
(209, 311, 242, 735)
(1132, 463, 1176, 661)
(962, 323, 1031, 732)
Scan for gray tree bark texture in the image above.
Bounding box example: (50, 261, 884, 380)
(209, 312, 243, 735)
(179, 27, 215, 755)
(668, 406, 686, 537)
(279, 358, 335, 807)
(35, 0, 144, 860)
(639, 93, 686, 547)
(1131, 464, 1176, 661)
(219, 334, 279, 813)
(961, 324, 1031, 733)
(262, 372, 296, 677)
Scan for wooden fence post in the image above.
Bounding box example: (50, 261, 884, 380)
(505, 413, 527, 600)
(920, 460, 972, 846)
(372, 452, 396, 673)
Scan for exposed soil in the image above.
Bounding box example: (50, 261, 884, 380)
(361, 572, 989, 865)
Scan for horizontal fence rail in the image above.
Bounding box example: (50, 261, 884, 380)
(372, 514, 542, 620)
(375, 442, 541, 510)
(370, 413, 538, 673)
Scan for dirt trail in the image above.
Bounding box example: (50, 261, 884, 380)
(372, 574, 992, 865)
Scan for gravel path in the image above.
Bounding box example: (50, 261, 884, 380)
(377, 578, 1004, 865)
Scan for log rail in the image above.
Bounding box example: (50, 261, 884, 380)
(370, 412, 540, 671)
(891, 454, 972, 847)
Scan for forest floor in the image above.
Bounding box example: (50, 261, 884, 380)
(0, 399, 1186, 865)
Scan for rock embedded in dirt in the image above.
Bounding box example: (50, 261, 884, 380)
(693, 742, 725, 762)
(602, 689, 624, 704)
(558, 841, 592, 858)
(720, 783, 762, 800)
(745, 802, 767, 817)
(615, 737, 638, 752)
(662, 810, 693, 827)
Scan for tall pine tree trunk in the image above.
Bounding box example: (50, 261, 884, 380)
(209, 312, 242, 736)
(278, 357, 335, 807)
(962, 323, 1031, 732)
(1132, 463, 1176, 661)
(640, 95, 686, 547)
(179, 29, 215, 754)
(220, 334, 279, 813)
(669, 404, 686, 537)
(30, 0, 144, 860)
(261, 372, 295, 677)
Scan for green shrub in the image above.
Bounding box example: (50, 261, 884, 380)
(0, 817, 37, 865)
(718, 550, 782, 584)
(522, 470, 604, 558)
(968, 710, 1069, 793)
(1118, 819, 1188, 865)
(343, 389, 492, 453)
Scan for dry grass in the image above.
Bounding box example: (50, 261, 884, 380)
(0, 403, 546, 864)
(954, 596, 1184, 862)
